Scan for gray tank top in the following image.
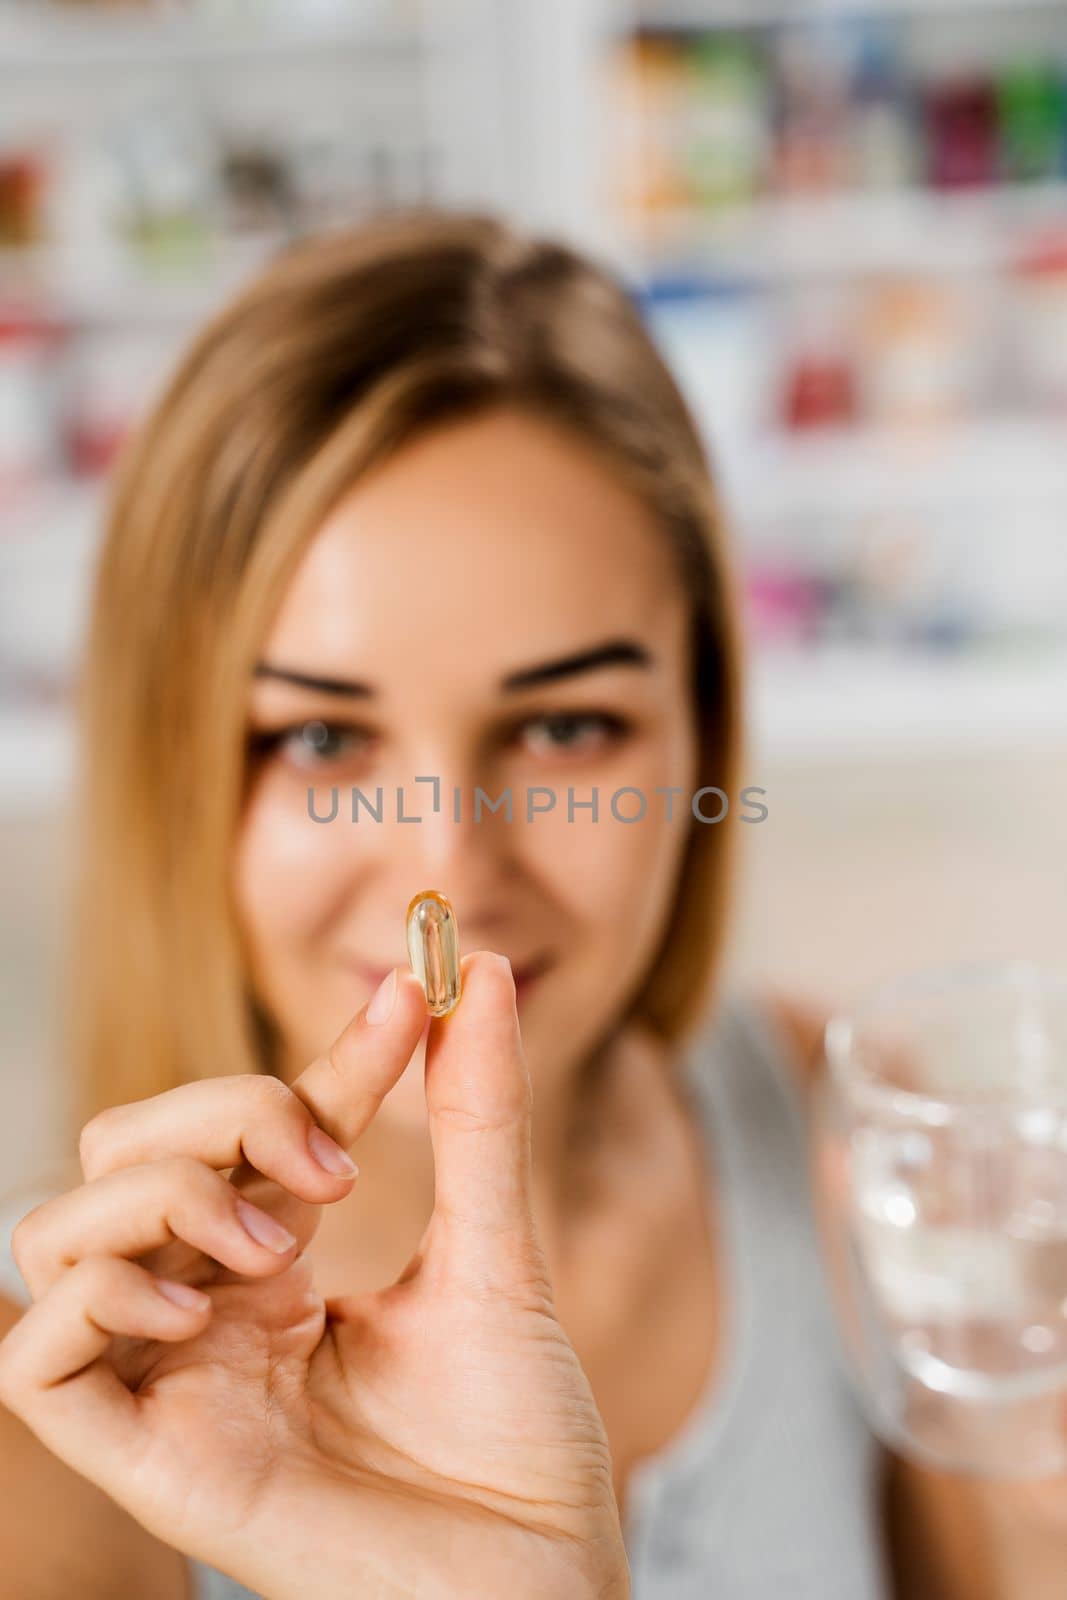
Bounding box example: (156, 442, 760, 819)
(0, 990, 890, 1599)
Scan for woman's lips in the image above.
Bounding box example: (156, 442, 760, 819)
(513, 963, 548, 1001)
(350, 957, 550, 1004)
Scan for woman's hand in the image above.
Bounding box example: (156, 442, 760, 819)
(0, 953, 630, 1600)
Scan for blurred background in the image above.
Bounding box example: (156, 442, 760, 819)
(1, 0, 1066, 1192)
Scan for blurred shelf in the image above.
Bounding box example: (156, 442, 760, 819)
(0, 707, 74, 818)
(0, 8, 424, 72)
(629, 183, 1067, 280)
(716, 416, 1067, 516)
(0, 487, 100, 819)
(0, 233, 291, 324)
(631, 0, 1067, 26)
(750, 646, 1067, 759)
(1, 478, 104, 541)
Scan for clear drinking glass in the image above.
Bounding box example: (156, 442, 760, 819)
(813, 960, 1067, 1478)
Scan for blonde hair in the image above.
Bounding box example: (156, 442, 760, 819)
(62, 209, 747, 1145)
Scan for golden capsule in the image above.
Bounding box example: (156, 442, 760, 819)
(405, 889, 462, 1018)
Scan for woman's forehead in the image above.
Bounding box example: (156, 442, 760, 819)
(261, 414, 686, 675)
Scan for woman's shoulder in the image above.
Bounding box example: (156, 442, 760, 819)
(755, 986, 833, 1097)
(694, 982, 832, 1113)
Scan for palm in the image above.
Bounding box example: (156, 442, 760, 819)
(115, 1222, 615, 1595)
(320, 1227, 608, 1516)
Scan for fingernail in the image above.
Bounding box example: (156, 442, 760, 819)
(156, 1278, 211, 1310)
(365, 967, 397, 1025)
(308, 1125, 359, 1177)
(235, 1195, 298, 1253)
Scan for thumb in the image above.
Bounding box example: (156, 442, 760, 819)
(424, 950, 536, 1257)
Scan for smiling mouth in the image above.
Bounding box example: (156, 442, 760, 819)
(349, 956, 551, 1002)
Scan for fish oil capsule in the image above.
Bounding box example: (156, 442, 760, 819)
(406, 889, 462, 1018)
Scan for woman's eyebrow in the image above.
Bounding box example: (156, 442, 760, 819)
(252, 637, 653, 700)
(252, 662, 375, 698)
(499, 638, 653, 691)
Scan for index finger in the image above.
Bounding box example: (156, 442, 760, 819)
(234, 967, 429, 1186)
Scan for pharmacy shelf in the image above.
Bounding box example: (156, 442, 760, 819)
(628, 183, 1067, 282)
(0, 8, 424, 72)
(749, 646, 1067, 760)
(1, 477, 96, 819)
(715, 417, 1067, 518)
(631, 0, 1067, 27)
(0, 234, 290, 326)
(0, 708, 75, 819)
(0, 492, 100, 807)
(1, 478, 104, 542)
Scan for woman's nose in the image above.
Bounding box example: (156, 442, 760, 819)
(386, 761, 515, 884)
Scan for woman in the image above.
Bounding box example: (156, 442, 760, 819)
(0, 211, 1053, 1598)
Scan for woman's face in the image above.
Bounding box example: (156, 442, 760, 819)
(233, 407, 700, 1123)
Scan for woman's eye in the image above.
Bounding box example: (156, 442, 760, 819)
(518, 712, 628, 759)
(249, 720, 373, 771)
